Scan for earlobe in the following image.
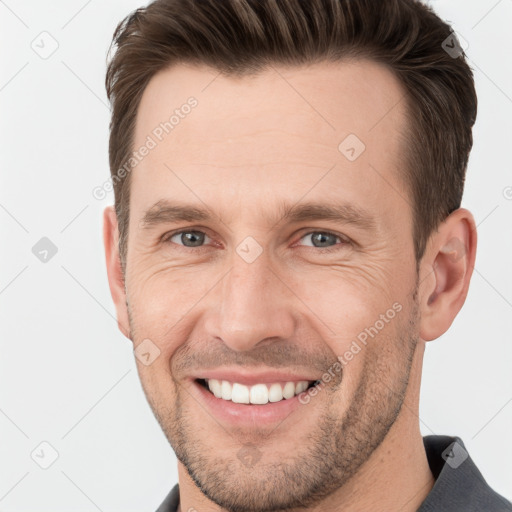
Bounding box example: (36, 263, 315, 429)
(419, 208, 477, 341)
(103, 205, 131, 340)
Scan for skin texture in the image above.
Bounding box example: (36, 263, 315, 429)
(104, 59, 477, 511)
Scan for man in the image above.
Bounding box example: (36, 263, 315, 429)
(102, 0, 512, 510)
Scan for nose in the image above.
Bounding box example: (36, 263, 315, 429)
(203, 251, 296, 352)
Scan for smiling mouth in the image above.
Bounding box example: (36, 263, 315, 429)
(196, 378, 319, 405)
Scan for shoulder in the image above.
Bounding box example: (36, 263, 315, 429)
(418, 435, 512, 512)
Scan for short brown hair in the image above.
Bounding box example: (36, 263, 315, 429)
(105, 0, 477, 271)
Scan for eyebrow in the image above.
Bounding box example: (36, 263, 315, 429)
(140, 199, 377, 232)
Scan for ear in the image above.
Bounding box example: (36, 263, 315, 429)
(103, 205, 131, 340)
(419, 208, 477, 341)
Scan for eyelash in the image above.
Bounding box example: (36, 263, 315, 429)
(161, 228, 351, 254)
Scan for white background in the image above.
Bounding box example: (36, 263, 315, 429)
(0, 0, 511, 510)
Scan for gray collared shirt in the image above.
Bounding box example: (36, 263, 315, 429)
(156, 435, 512, 511)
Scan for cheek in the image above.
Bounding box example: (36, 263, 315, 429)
(127, 262, 215, 334)
(136, 361, 178, 425)
(293, 264, 402, 333)
(288, 269, 408, 391)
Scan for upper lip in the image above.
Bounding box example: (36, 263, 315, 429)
(190, 369, 319, 386)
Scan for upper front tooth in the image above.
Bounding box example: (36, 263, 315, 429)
(232, 383, 250, 404)
(249, 384, 268, 404)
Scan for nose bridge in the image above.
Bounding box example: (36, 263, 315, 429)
(210, 249, 295, 351)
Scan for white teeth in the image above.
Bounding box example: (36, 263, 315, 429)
(268, 383, 283, 402)
(205, 379, 312, 404)
(249, 384, 268, 405)
(221, 380, 232, 400)
(282, 382, 296, 399)
(209, 379, 222, 398)
(295, 381, 309, 394)
(232, 383, 250, 404)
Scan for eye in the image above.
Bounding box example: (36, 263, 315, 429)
(295, 231, 349, 253)
(162, 229, 350, 253)
(164, 230, 212, 248)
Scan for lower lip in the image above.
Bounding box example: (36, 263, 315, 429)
(191, 380, 312, 427)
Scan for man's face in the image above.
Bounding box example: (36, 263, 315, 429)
(123, 60, 421, 510)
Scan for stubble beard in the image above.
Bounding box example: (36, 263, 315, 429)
(129, 285, 420, 512)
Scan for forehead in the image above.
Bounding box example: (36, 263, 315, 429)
(130, 59, 410, 225)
